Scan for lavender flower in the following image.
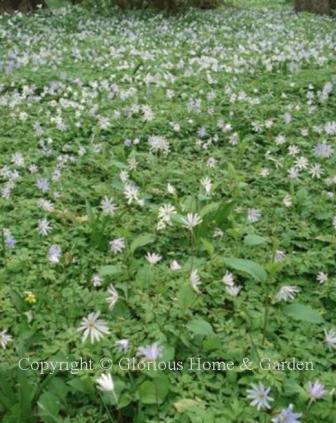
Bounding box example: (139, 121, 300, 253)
(272, 404, 302, 423)
(247, 208, 261, 223)
(137, 342, 163, 361)
(3, 229, 16, 249)
(307, 380, 326, 401)
(313, 143, 333, 158)
(48, 245, 61, 264)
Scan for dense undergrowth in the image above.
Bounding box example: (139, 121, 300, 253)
(0, 3, 336, 422)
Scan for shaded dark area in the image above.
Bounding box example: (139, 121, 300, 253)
(294, 0, 335, 15)
(0, 0, 336, 14)
(0, 0, 229, 13)
(0, 0, 47, 12)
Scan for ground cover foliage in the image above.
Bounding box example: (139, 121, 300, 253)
(0, 3, 336, 422)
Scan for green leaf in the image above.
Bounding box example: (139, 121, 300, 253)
(223, 257, 267, 282)
(99, 265, 122, 276)
(296, 188, 308, 203)
(182, 196, 198, 213)
(174, 398, 203, 413)
(187, 318, 214, 336)
(160, 345, 175, 362)
(283, 303, 323, 324)
(110, 159, 127, 169)
(213, 201, 234, 228)
(38, 392, 62, 423)
(177, 284, 195, 308)
(18, 370, 35, 423)
(243, 234, 266, 246)
(138, 375, 170, 404)
(0, 367, 16, 410)
(201, 238, 214, 256)
(47, 378, 68, 402)
(85, 200, 95, 225)
(200, 202, 220, 218)
(130, 234, 155, 254)
(9, 288, 26, 312)
(135, 265, 154, 288)
(67, 377, 94, 395)
(202, 336, 222, 352)
(196, 201, 233, 239)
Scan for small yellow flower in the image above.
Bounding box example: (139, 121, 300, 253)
(24, 291, 36, 304)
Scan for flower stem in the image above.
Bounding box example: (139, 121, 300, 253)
(262, 236, 277, 345)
